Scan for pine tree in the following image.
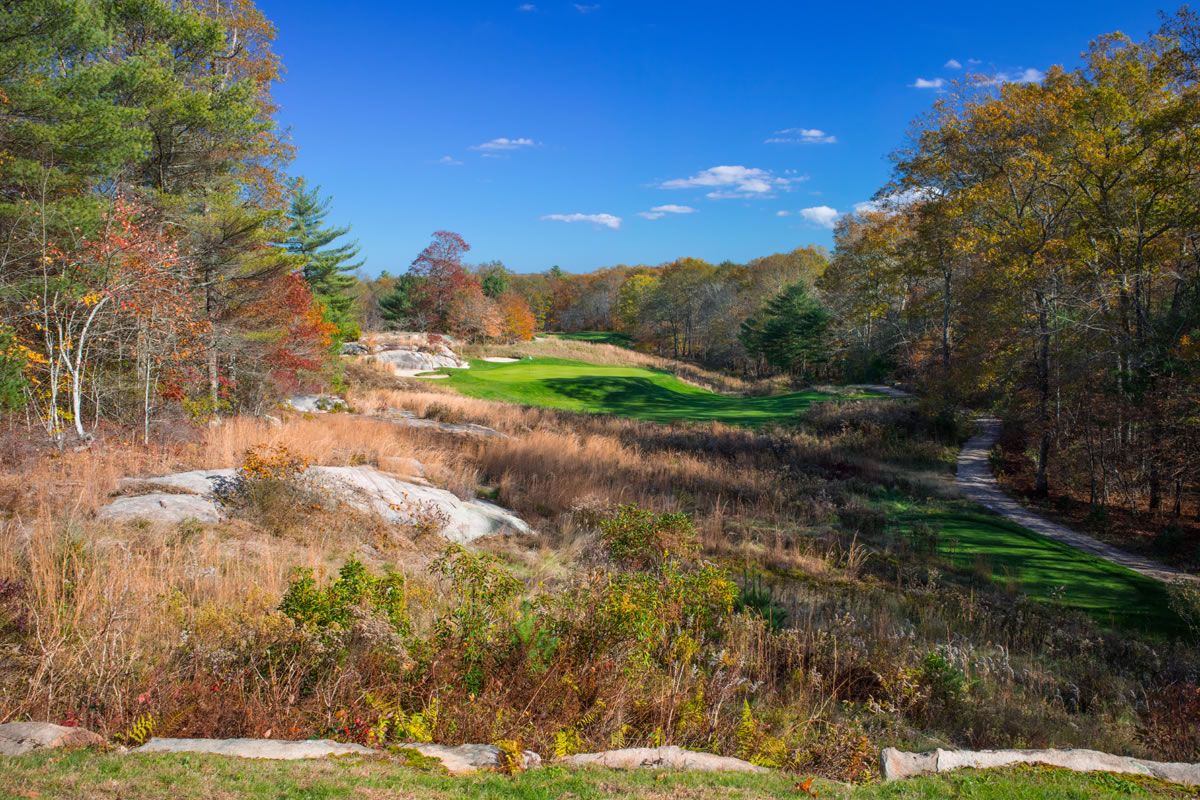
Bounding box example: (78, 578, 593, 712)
(739, 282, 831, 379)
(281, 181, 364, 339)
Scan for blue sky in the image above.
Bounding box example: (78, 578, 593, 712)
(260, 0, 1166, 275)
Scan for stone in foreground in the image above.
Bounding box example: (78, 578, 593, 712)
(560, 745, 767, 773)
(394, 742, 542, 775)
(135, 737, 372, 760)
(880, 747, 1200, 787)
(0, 722, 105, 756)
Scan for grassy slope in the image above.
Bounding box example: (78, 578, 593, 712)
(438, 357, 878, 426)
(440, 348, 1182, 633)
(889, 498, 1185, 636)
(1, 751, 1195, 800)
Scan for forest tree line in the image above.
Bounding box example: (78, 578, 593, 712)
(823, 10, 1200, 520)
(3, 0, 1199, 528)
(358, 10, 1200, 524)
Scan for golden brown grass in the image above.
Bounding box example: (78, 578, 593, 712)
(0, 378, 858, 733)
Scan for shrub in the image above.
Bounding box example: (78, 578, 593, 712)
(735, 572, 788, 631)
(431, 544, 523, 694)
(215, 444, 320, 535)
(1168, 584, 1200, 638)
(921, 650, 966, 708)
(280, 559, 410, 639)
(599, 504, 697, 568)
(240, 444, 309, 481)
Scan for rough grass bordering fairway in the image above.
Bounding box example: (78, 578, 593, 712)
(436, 357, 882, 426)
(1, 750, 1197, 800)
(891, 499, 1188, 637)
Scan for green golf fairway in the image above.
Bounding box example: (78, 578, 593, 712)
(899, 507, 1184, 636)
(436, 357, 878, 426)
(547, 330, 634, 347)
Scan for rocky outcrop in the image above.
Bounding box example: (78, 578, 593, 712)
(313, 465, 530, 542)
(378, 410, 508, 440)
(880, 747, 1200, 787)
(135, 737, 372, 760)
(340, 341, 370, 356)
(98, 493, 223, 524)
(393, 742, 541, 775)
(100, 465, 530, 543)
(0, 722, 105, 756)
(559, 746, 767, 773)
(374, 349, 465, 373)
(358, 332, 468, 375)
(286, 394, 349, 414)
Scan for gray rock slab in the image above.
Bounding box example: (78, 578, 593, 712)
(97, 493, 222, 524)
(379, 410, 508, 440)
(311, 465, 531, 542)
(118, 469, 236, 496)
(134, 737, 372, 760)
(394, 742, 541, 774)
(373, 349, 467, 372)
(559, 745, 767, 773)
(880, 747, 1200, 786)
(102, 463, 531, 543)
(0, 722, 105, 755)
(286, 394, 349, 414)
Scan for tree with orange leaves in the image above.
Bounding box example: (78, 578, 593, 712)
(498, 292, 536, 342)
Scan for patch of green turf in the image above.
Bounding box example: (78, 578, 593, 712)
(439, 357, 878, 426)
(0, 750, 1194, 800)
(896, 502, 1186, 637)
(547, 330, 634, 347)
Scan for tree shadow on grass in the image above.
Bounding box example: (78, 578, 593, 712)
(539, 375, 823, 426)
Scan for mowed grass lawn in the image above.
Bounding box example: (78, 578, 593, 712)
(1, 750, 1195, 800)
(546, 330, 634, 347)
(437, 357, 878, 426)
(894, 503, 1186, 637)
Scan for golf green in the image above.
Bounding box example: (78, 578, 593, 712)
(436, 357, 878, 426)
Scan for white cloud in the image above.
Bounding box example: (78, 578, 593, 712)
(638, 204, 696, 220)
(945, 58, 962, 69)
(1010, 67, 1046, 83)
(975, 67, 1046, 86)
(967, 58, 982, 65)
(542, 213, 621, 230)
(661, 165, 798, 199)
(438, 155, 463, 166)
(765, 127, 837, 145)
(775, 210, 791, 217)
(574, 3, 600, 12)
(472, 137, 538, 151)
(517, 3, 536, 10)
(853, 187, 939, 215)
(799, 206, 840, 229)
(911, 77, 946, 89)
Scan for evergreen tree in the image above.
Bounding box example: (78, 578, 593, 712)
(478, 261, 512, 299)
(281, 181, 364, 339)
(379, 274, 426, 328)
(739, 282, 831, 379)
